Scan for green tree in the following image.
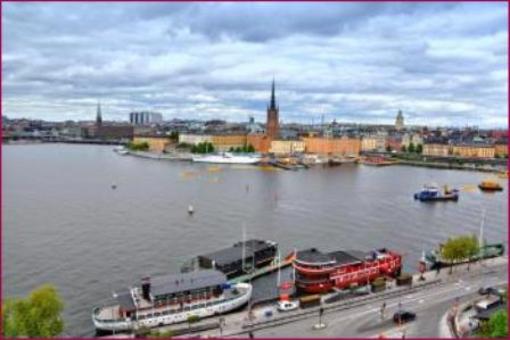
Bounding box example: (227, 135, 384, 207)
(441, 237, 463, 274)
(408, 142, 415, 153)
(229, 147, 234, 152)
(478, 310, 508, 338)
(401, 145, 407, 153)
(247, 144, 255, 153)
(169, 131, 179, 142)
(386, 145, 392, 152)
(463, 234, 479, 271)
(2, 284, 64, 337)
(416, 144, 423, 154)
(235, 147, 242, 153)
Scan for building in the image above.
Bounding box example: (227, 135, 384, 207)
(494, 142, 508, 158)
(423, 143, 451, 157)
(361, 135, 387, 152)
(133, 136, 172, 153)
(266, 80, 279, 140)
(178, 133, 213, 145)
(84, 102, 134, 140)
(270, 140, 306, 155)
(386, 136, 402, 152)
(302, 137, 361, 156)
(452, 144, 495, 158)
(247, 134, 272, 153)
(211, 134, 248, 151)
(129, 112, 163, 125)
(395, 110, 404, 131)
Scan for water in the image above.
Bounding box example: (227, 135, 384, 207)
(2, 144, 507, 335)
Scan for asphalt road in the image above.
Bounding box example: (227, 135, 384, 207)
(240, 262, 507, 338)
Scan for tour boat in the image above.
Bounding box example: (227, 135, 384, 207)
(478, 180, 503, 192)
(414, 184, 459, 202)
(92, 270, 252, 333)
(192, 152, 262, 165)
(293, 248, 402, 294)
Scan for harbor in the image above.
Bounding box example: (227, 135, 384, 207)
(3, 143, 507, 336)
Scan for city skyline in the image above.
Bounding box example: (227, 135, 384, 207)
(3, 2, 508, 127)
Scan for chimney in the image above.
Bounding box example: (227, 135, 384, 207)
(141, 277, 151, 301)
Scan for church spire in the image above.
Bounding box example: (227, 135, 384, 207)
(270, 78, 276, 110)
(96, 101, 102, 126)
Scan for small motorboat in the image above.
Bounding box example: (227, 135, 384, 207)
(479, 179, 503, 192)
(414, 184, 459, 202)
(111, 184, 117, 190)
(188, 205, 194, 215)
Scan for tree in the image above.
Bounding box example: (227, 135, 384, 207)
(441, 237, 463, 274)
(408, 143, 415, 153)
(247, 144, 255, 152)
(187, 315, 200, 329)
(386, 145, 392, 152)
(478, 310, 508, 338)
(416, 144, 423, 154)
(2, 284, 64, 337)
(463, 234, 479, 271)
(401, 145, 407, 152)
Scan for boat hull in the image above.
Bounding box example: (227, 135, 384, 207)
(92, 283, 252, 333)
(192, 156, 261, 164)
(478, 185, 503, 192)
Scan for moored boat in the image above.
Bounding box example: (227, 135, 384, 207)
(92, 270, 252, 333)
(192, 152, 261, 164)
(478, 179, 503, 192)
(293, 248, 402, 294)
(414, 184, 459, 202)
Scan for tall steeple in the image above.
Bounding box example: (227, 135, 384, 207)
(96, 101, 102, 126)
(266, 79, 279, 140)
(269, 78, 277, 110)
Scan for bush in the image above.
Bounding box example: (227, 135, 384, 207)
(2, 284, 64, 337)
(127, 141, 149, 151)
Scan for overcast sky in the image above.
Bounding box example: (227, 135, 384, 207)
(2, 2, 508, 127)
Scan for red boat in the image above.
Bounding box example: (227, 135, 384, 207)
(293, 248, 402, 294)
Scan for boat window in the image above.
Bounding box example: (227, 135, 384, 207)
(184, 306, 191, 311)
(138, 315, 145, 320)
(154, 312, 161, 317)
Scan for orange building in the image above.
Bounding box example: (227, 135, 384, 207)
(211, 134, 247, 151)
(302, 137, 361, 156)
(423, 143, 451, 157)
(494, 142, 508, 158)
(133, 136, 172, 152)
(451, 144, 495, 158)
(247, 134, 272, 153)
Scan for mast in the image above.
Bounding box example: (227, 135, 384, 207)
(277, 248, 281, 288)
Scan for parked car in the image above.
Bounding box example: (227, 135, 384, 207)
(478, 286, 505, 297)
(277, 300, 299, 312)
(393, 311, 416, 324)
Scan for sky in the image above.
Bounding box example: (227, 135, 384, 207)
(2, 2, 508, 127)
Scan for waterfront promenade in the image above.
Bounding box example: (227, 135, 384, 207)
(164, 257, 507, 338)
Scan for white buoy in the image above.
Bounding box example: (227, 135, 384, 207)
(188, 205, 194, 215)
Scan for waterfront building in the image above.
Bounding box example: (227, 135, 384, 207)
(266, 79, 280, 140)
(178, 133, 213, 145)
(361, 134, 387, 152)
(133, 136, 172, 153)
(270, 140, 306, 155)
(129, 112, 163, 125)
(211, 134, 248, 151)
(452, 144, 495, 158)
(423, 143, 451, 157)
(395, 110, 404, 131)
(83, 103, 134, 140)
(386, 136, 402, 152)
(247, 134, 272, 153)
(494, 140, 508, 158)
(302, 136, 361, 156)
(401, 133, 423, 149)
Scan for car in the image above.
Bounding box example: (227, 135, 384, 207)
(277, 300, 299, 312)
(478, 286, 505, 296)
(393, 311, 416, 324)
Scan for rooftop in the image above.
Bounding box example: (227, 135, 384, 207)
(296, 248, 364, 266)
(150, 270, 227, 298)
(199, 239, 276, 267)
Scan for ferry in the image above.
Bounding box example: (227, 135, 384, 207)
(92, 270, 252, 333)
(293, 248, 402, 294)
(478, 179, 503, 192)
(182, 239, 278, 279)
(192, 152, 261, 165)
(414, 184, 459, 202)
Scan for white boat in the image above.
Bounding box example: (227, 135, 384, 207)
(192, 152, 261, 165)
(92, 270, 252, 333)
(113, 146, 129, 155)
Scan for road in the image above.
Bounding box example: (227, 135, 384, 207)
(177, 258, 507, 338)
